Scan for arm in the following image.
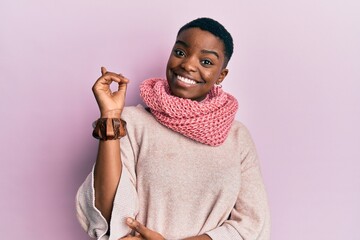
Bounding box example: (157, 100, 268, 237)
(94, 138, 122, 224)
(92, 67, 129, 224)
(76, 67, 136, 240)
(205, 128, 271, 240)
(206, 166, 270, 240)
(76, 131, 139, 240)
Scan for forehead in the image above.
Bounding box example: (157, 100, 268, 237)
(176, 28, 225, 56)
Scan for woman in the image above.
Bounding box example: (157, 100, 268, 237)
(76, 17, 270, 240)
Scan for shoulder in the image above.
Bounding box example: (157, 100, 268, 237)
(231, 120, 261, 165)
(120, 105, 151, 129)
(226, 120, 258, 156)
(230, 120, 254, 141)
(122, 104, 146, 115)
(121, 104, 160, 136)
(121, 105, 152, 122)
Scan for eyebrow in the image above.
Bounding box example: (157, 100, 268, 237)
(201, 49, 219, 59)
(175, 40, 189, 47)
(175, 40, 220, 59)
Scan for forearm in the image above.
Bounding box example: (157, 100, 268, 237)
(94, 139, 122, 224)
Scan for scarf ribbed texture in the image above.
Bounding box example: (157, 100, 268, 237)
(140, 78, 238, 146)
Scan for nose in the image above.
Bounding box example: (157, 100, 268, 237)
(180, 56, 197, 72)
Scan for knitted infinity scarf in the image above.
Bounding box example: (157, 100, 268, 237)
(140, 78, 239, 146)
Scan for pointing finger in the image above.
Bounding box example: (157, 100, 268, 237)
(101, 66, 107, 76)
(126, 218, 150, 237)
(99, 72, 128, 84)
(99, 67, 128, 83)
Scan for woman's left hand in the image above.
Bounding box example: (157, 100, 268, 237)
(120, 218, 165, 240)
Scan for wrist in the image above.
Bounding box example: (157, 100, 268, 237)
(100, 109, 122, 118)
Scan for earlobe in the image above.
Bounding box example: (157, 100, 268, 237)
(217, 68, 229, 85)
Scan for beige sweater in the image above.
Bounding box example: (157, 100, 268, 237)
(76, 105, 270, 240)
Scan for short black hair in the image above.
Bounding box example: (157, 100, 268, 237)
(177, 17, 234, 66)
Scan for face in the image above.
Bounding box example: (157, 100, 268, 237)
(166, 28, 228, 101)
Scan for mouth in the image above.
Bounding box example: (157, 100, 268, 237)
(176, 75, 199, 85)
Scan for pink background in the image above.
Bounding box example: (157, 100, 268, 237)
(1, 0, 359, 239)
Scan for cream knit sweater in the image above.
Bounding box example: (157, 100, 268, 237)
(76, 105, 270, 240)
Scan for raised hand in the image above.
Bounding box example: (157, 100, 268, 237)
(92, 67, 129, 118)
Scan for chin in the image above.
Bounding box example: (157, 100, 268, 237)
(169, 88, 188, 99)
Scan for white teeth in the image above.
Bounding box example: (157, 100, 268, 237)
(177, 75, 197, 85)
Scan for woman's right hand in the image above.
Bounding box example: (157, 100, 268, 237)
(92, 67, 129, 118)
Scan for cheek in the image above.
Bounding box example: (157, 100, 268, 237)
(166, 55, 174, 72)
(202, 69, 220, 82)
(167, 55, 179, 67)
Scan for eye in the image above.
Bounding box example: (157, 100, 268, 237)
(174, 49, 185, 57)
(201, 59, 213, 66)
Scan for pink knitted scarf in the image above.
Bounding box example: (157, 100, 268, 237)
(140, 78, 238, 146)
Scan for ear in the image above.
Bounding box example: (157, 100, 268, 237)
(216, 68, 229, 85)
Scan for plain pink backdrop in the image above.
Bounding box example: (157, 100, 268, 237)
(1, 0, 359, 239)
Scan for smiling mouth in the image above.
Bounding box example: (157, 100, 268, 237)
(176, 75, 198, 85)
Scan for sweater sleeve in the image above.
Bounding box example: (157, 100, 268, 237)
(205, 128, 271, 240)
(75, 134, 139, 240)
